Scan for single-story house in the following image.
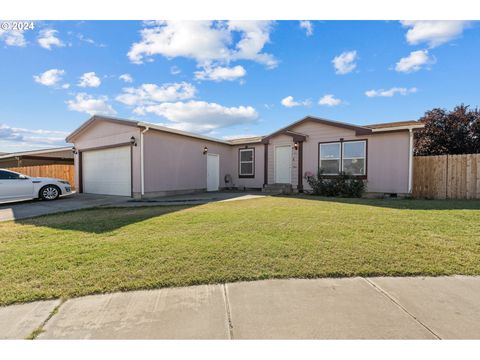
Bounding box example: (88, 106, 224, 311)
(0, 147, 74, 168)
(65, 115, 424, 198)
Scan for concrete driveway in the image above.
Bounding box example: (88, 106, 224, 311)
(0, 193, 129, 222)
(1, 276, 480, 339)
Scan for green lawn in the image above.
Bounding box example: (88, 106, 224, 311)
(1, 196, 480, 306)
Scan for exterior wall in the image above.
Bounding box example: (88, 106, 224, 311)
(72, 121, 141, 195)
(70, 118, 411, 197)
(365, 131, 410, 194)
(266, 120, 410, 194)
(143, 129, 233, 194)
(231, 144, 264, 189)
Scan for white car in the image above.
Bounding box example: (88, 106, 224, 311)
(0, 168, 73, 203)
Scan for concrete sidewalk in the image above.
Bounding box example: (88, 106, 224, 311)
(1, 276, 479, 339)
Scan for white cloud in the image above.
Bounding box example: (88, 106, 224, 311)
(127, 20, 277, 69)
(66, 93, 116, 115)
(116, 82, 196, 108)
(365, 87, 417, 98)
(33, 69, 66, 87)
(0, 27, 26, 47)
(332, 50, 358, 74)
(401, 21, 471, 48)
(78, 72, 101, 88)
(37, 28, 64, 50)
(299, 21, 313, 36)
(318, 94, 342, 107)
(195, 65, 246, 81)
(0, 124, 69, 150)
(119, 73, 133, 83)
(170, 66, 181, 75)
(395, 50, 435, 73)
(136, 100, 258, 133)
(280, 95, 310, 108)
(77, 33, 106, 47)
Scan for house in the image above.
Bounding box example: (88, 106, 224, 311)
(0, 147, 74, 168)
(65, 115, 424, 198)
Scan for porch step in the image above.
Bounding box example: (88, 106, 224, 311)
(263, 183, 293, 195)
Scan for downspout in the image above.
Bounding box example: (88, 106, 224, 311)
(140, 126, 150, 197)
(408, 128, 414, 194)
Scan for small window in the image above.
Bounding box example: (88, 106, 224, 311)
(239, 148, 255, 178)
(342, 141, 366, 175)
(0, 170, 21, 180)
(319, 143, 341, 175)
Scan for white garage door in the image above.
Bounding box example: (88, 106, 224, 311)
(82, 146, 131, 196)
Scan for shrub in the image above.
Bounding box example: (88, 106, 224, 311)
(306, 169, 366, 197)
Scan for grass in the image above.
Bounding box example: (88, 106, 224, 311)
(1, 196, 480, 306)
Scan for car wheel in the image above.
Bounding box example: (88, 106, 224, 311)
(39, 185, 60, 201)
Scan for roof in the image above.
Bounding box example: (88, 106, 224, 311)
(226, 136, 264, 144)
(66, 115, 233, 145)
(262, 116, 373, 141)
(0, 146, 73, 160)
(365, 120, 424, 130)
(66, 115, 425, 147)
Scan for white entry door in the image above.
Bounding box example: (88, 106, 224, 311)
(207, 153, 220, 192)
(275, 145, 292, 183)
(82, 146, 131, 196)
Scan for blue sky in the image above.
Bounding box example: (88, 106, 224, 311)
(0, 20, 478, 152)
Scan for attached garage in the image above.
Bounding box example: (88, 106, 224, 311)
(81, 146, 132, 196)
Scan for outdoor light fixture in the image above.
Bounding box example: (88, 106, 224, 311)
(294, 142, 299, 150)
(72, 146, 77, 154)
(203, 146, 208, 155)
(130, 136, 137, 146)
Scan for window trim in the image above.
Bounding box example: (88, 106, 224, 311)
(318, 139, 368, 179)
(319, 142, 341, 175)
(238, 147, 255, 178)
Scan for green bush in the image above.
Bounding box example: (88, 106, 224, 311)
(306, 169, 366, 197)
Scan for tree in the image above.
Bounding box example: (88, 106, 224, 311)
(414, 104, 480, 156)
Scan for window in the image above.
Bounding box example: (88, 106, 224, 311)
(342, 141, 366, 175)
(0, 170, 21, 180)
(319, 140, 367, 176)
(319, 143, 341, 174)
(239, 148, 255, 178)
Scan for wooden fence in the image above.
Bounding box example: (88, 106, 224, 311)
(8, 164, 75, 189)
(413, 154, 480, 199)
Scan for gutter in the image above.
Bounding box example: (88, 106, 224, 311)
(408, 128, 414, 194)
(371, 124, 424, 133)
(140, 126, 150, 196)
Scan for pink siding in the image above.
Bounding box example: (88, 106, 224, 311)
(366, 132, 410, 194)
(72, 121, 141, 194)
(70, 117, 411, 197)
(143, 130, 233, 193)
(231, 144, 264, 189)
(266, 120, 410, 194)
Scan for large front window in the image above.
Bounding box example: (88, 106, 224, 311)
(239, 148, 255, 178)
(319, 140, 366, 176)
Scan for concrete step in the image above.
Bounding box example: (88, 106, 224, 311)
(263, 183, 293, 194)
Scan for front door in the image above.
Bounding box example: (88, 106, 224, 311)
(207, 153, 220, 191)
(275, 145, 292, 183)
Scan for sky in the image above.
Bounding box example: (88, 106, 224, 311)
(0, 20, 478, 152)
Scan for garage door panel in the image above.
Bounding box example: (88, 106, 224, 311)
(82, 146, 131, 196)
